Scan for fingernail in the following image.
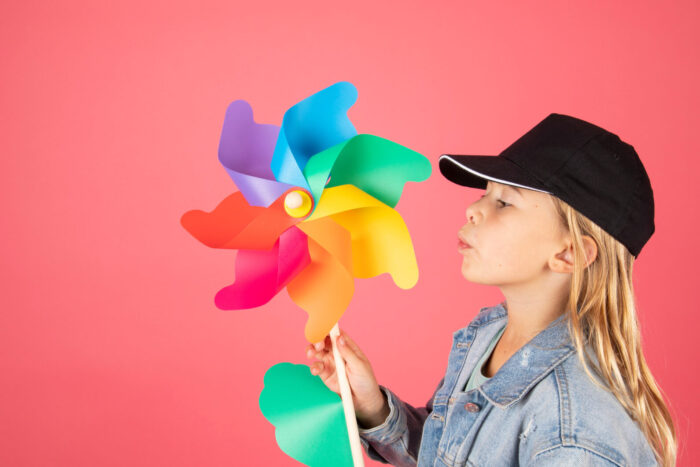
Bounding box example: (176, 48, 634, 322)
(339, 336, 345, 346)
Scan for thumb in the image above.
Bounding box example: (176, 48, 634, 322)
(335, 334, 365, 371)
(338, 330, 368, 361)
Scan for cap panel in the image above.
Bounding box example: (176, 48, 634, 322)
(501, 114, 607, 185)
(619, 174, 655, 257)
(545, 133, 645, 255)
(614, 148, 656, 258)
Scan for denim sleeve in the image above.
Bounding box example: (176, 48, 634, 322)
(530, 446, 624, 466)
(357, 378, 444, 466)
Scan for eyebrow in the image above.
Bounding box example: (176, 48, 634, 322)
(488, 181, 524, 198)
(506, 185, 524, 198)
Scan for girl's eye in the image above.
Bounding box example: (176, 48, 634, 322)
(479, 194, 510, 208)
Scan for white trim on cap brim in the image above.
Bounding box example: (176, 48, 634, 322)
(439, 155, 552, 195)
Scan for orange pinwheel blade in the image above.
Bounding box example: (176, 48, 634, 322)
(289, 217, 354, 343)
(181, 191, 299, 250)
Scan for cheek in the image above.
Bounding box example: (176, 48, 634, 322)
(487, 242, 524, 270)
(484, 225, 543, 265)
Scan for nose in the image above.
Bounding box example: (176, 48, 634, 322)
(465, 204, 481, 224)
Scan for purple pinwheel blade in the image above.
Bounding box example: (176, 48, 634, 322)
(219, 100, 297, 207)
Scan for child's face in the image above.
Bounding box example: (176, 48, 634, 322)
(458, 180, 568, 287)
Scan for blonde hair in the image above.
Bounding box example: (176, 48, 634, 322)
(549, 196, 677, 466)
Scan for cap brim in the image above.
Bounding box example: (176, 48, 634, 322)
(438, 154, 552, 194)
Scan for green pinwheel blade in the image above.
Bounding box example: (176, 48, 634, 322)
(303, 134, 432, 209)
(259, 363, 353, 467)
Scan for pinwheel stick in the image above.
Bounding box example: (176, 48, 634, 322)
(329, 323, 365, 467)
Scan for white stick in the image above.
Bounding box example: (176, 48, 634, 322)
(330, 323, 365, 467)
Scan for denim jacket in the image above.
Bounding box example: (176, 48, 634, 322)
(358, 303, 658, 466)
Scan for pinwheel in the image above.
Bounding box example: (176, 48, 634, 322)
(181, 82, 431, 466)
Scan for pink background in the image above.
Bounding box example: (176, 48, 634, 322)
(2, 0, 698, 465)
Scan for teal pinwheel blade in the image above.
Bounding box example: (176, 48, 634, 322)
(259, 363, 353, 467)
(304, 133, 432, 209)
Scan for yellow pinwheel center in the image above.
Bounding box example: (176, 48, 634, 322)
(284, 190, 313, 218)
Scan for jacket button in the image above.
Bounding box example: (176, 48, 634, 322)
(464, 403, 480, 413)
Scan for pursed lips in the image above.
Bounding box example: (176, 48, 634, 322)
(457, 234, 472, 249)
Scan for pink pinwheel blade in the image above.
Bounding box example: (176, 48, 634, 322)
(214, 226, 310, 310)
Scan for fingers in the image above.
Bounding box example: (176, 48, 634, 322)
(306, 343, 321, 359)
(309, 353, 336, 380)
(306, 330, 367, 363)
(318, 358, 335, 381)
(307, 336, 331, 361)
(309, 360, 325, 377)
(313, 335, 331, 352)
(306, 329, 369, 376)
(307, 341, 335, 378)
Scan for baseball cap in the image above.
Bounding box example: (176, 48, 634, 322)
(438, 113, 655, 258)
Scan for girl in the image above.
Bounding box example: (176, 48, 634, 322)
(306, 113, 677, 466)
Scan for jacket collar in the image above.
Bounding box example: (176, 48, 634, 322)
(465, 302, 577, 408)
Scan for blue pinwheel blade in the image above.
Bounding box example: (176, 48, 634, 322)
(270, 81, 358, 189)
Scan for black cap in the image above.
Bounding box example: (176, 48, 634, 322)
(439, 113, 655, 258)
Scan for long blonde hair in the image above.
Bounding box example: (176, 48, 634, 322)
(550, 196, 677, 467)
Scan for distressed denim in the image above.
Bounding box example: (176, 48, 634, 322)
(358, 303, 658, 466)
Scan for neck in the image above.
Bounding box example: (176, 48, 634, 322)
(499, 275, 570, 345)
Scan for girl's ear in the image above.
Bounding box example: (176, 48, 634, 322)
(550, 235, 598, 273)
(550, 242, 575, 274)
(579, 235, 598, 268)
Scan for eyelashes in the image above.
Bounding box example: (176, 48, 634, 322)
(479, 194, 511, 208)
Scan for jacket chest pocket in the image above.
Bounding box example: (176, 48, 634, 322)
(436, 396, 493, 466)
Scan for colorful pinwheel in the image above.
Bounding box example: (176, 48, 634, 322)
(181, 81, 431, 344)
(182, 82, 430, 466)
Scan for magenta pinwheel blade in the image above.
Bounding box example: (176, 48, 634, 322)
(214, 226, 310, 310)
(218, 100, 297, 207)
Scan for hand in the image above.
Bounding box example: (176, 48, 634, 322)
(305, 329, 390, 428)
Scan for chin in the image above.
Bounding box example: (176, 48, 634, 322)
(460, 263, 479, 283)
(461, 262, 495, 286)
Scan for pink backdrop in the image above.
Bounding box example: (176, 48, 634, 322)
(2, 0, 698, 465)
